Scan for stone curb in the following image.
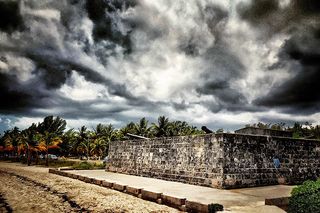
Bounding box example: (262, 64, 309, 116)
(101, 180, 114, 188)
(265, 196, 289, 209)
(161, 194, 186, 211)
(125, 186, 142, 197)
(78, 175, 85, 181)
(113, 183, 127, 192)
(93, 179, 102, 186)
(141, 189, 162, 204)
(49, 169, 213, 212)
(186, 200, 209, 213)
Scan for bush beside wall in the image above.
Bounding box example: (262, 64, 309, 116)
(288, 179, 320, 213)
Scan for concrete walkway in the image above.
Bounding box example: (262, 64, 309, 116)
(66, 170, 293, 213)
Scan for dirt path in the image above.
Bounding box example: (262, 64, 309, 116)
(0, 162, 179, 213)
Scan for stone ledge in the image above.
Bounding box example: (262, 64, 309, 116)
(83, 176, 94, 183)
(265, 196, 289, 210)
(66, 172, 74, 178)
(161, 194, 186, 210)
(101, 180, 114, 188)
(78, 175, 85, 181)
(72, 174, 79, 179)
(60, 171, 68, 176)
(93, 179, 102, 186)
(125, 186, 142, 197)
(186, 200, 209, 213)
(141, 189, 162, 204)
(113, 183, 127, 192)
(48, 168, 57, 174)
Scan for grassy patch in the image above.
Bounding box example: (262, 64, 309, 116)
(0, 157, 106, 170)
(72, 161, 105, 170)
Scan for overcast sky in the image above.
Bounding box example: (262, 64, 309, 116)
(0, 0, 320, 133)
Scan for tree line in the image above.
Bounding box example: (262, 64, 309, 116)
(0, 115, 204, 165)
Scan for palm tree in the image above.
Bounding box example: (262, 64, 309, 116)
(91, 137, 107, 160)
(60, 128, 77, 156)
(3, 127, 20, 157)
(77, 126, 92, 160)
(37, 116, 66, 166)
(20, 123, 39, 166)
(118, 122, 136, 140)
(134, 117, 152, 137)
(152, 116, 171, 137)
(93, 124, 116, 157)
(168, 121, 203, 136)
(169, 121, 187, 136)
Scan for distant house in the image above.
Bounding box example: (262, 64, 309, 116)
(234, 126, 293, 138)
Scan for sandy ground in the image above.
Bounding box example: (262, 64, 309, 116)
(0, 162, 179, 213)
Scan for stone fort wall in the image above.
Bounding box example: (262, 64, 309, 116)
(106, 133, 320, 188)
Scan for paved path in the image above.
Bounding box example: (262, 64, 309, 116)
(66, 170, 293, 213)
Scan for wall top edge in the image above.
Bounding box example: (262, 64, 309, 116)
(109, 132, 320, 144)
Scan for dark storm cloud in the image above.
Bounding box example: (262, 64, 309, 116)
(0, 0, 152, 117)
(0, 73, 36, 112)
(237, 0, 320, 33)
(239, 0, 320, 114)
(0, 71, 49, 114)
(182, 5, 251, 113)
(254, 30, 320, 114)
(0, 1, 23, 33)
(85, 0, 137, 53)
(36, 95, 129, 119)
(29, 57, 132, 100)
(196, 45, 250, 112)
(197, 81, 245, 105)
(237, 0, 279, 25)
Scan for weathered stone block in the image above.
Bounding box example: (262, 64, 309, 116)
(113, 183, 126, 191)
(186, 200, 208, 213)
(70, 174, 77, 179)
(60, 171, 68, 176)
(78, 175, 85, 181)
(265, 197, 289, 208)
(66, 172, 73, 178)
(48, 168, 56, 174)
(83, 177, 92, 183)
(141, 189, 162, 202)
(161, 194, 186, 209)
(93, 179, 102, 185)
(126, 186, 142, 196)
(101, 180, 113, 188)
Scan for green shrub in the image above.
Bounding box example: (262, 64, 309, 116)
(288, 179, 320, 213)
(93, 162, 106, 169)
(72, 161, 94, 170)
(208, 203, 223, 213)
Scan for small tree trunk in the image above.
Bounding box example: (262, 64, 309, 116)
(27, 145, 31, 166)
(46, 144, 49, 166)
(26, 144, 29, 166)
(87, 147, 89, 160)
(35, 152, 39, 165)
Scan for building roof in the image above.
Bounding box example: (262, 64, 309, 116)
(235, 126, 292, 133)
